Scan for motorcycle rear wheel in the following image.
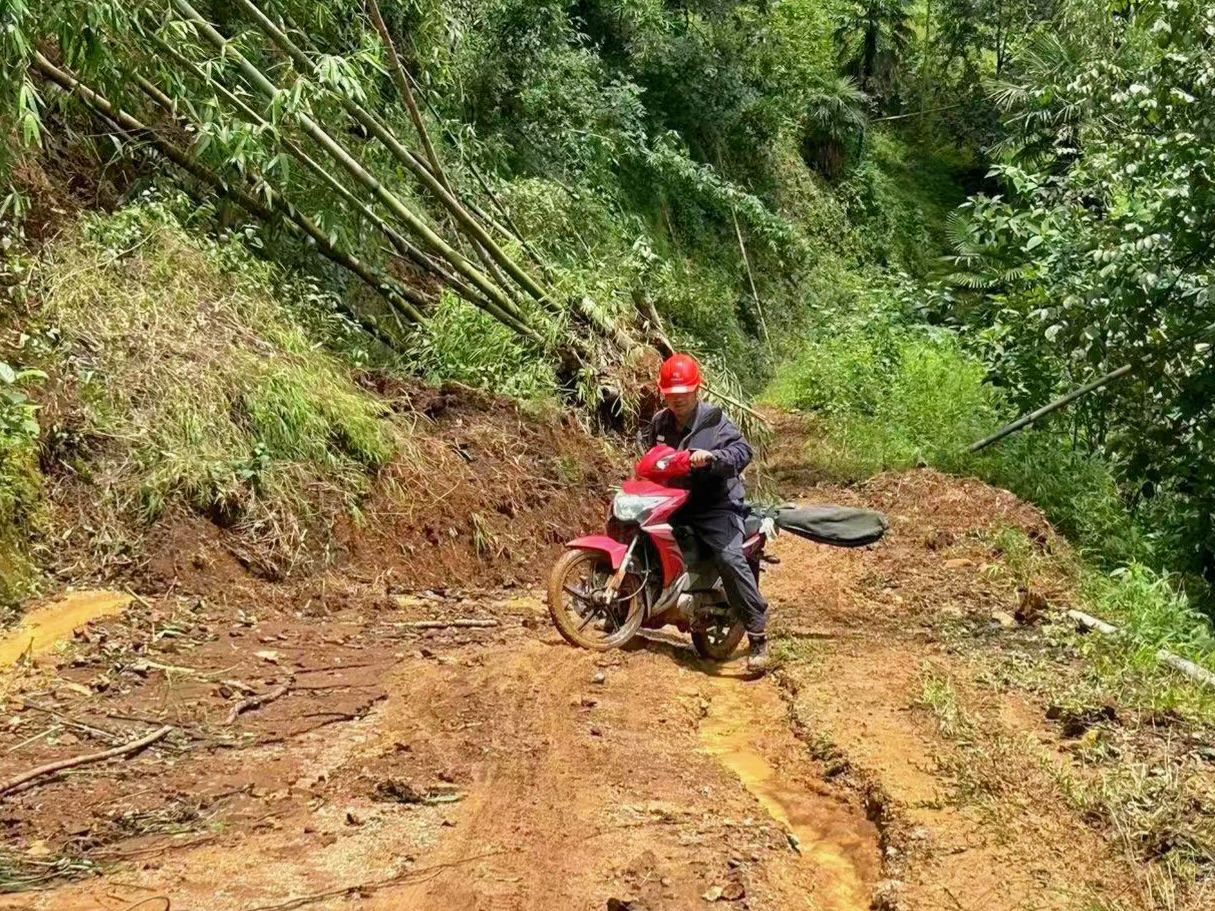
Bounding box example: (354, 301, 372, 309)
(548, 549, 644, 651)
(692, 618, 747, 661)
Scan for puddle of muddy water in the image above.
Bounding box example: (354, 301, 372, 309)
(699, 680, 878, 911)
(0, 590, 132, 669)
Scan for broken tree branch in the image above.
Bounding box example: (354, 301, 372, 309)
(225, 680, 294, 725)
(396, 619, 500, 630)
(19, 700, 124, 744)
(1068, 610, 1215, 688)
(0, 726, 172, 798)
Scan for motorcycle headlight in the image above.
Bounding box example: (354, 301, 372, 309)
(612, 493, 667, 523)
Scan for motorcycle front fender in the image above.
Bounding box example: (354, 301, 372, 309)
(566, 536, 631, 569)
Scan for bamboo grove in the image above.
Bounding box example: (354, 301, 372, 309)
(2, 0, 650, 392)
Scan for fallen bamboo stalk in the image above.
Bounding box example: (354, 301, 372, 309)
(362, 0, 525, 296)
(1067, 609, 1118, 636)
(172, 1, 546, 344)
(32, 53, 418, 343)
(150, 40, 510, 322)
(132, 66, 435, 325)
(123, 65, 428, 325)
(396, 619, 500, 630)
(701, 384, 772, 428)
(731, 206, 771, 352)
(0, 725, 172, 798)
(367, 0, 447, 190)
(402, 66, 557, 282)
(225, 680, 294, 725)
(228, 0, 560, 316)
(1067, 609, 1215, 688)
(967, 319, 1215, 453)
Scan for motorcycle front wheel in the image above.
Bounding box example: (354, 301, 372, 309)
(547, 549, 645, 651)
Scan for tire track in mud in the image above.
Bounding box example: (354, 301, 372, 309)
(698, 674, 880, 911)
(374, 636, 883, 911)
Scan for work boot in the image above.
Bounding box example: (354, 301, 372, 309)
(747, 635, 773, 673)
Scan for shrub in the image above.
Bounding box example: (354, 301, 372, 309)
(408, 292, 560, 402)
(764, 320, 999, 479)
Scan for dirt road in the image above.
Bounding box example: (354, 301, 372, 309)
(0, 450, 1202, 910)
(1, 576, 885, 911)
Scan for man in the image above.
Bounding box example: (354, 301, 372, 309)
(639, 353, 772, 672)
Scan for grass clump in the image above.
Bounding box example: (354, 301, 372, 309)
(408, 291, 559, 402)
(0, 361, 44, 612)
(916, 665, 972, 741)
(34, 201, 399, 575)
(764, 319, 999, 480)
(1057, 566, 1215, 722)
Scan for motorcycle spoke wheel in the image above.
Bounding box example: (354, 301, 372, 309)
(548, 550, 644, 651)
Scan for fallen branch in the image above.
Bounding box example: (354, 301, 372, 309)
(967, 318, 1215, 453)
(397, 619, 500, 630)
(19, 700, 124, 744)
(118, 898, 171, 911)
(1067, 609, 1118, 636)
(731, 206, 770, 352)
(226, 680, 294, 725)
(1068, 610, 1215, 688)
(701, 384, 772, 429)
(241, 848, 507, 911)
(0, 726, 173, 798)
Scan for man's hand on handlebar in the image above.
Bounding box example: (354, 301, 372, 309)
(689, 450, 716, 469)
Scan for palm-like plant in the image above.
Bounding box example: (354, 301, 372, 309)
(801, 76, 869, 178)
(987, 31, 1088, 167)
(943, 206, 1032, 291)
(833, 0, 914, 103)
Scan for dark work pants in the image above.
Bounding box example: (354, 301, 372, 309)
(689, 508, 770, 637)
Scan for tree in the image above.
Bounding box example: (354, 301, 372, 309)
(948, 0, 1215, 587)
(833, 0, 914, 104)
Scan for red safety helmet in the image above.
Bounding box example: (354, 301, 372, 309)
(658, 353, 703, 395)
(635, 445, 692, 483)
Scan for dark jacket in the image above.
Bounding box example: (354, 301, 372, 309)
(639, 402, 753, 517)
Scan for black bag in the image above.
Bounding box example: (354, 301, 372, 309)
(771, 505, 888, 548)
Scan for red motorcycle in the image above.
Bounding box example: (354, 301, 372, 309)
(548, 445, 889, 659)
(547, 445, 775, 660)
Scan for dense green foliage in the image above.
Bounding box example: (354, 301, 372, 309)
(939, 1, 1215, 596)
(0, 359, 43, 608)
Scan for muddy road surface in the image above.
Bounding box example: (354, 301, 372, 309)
(0, 456, 1196, 910)
(1, 579, 881, 911)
